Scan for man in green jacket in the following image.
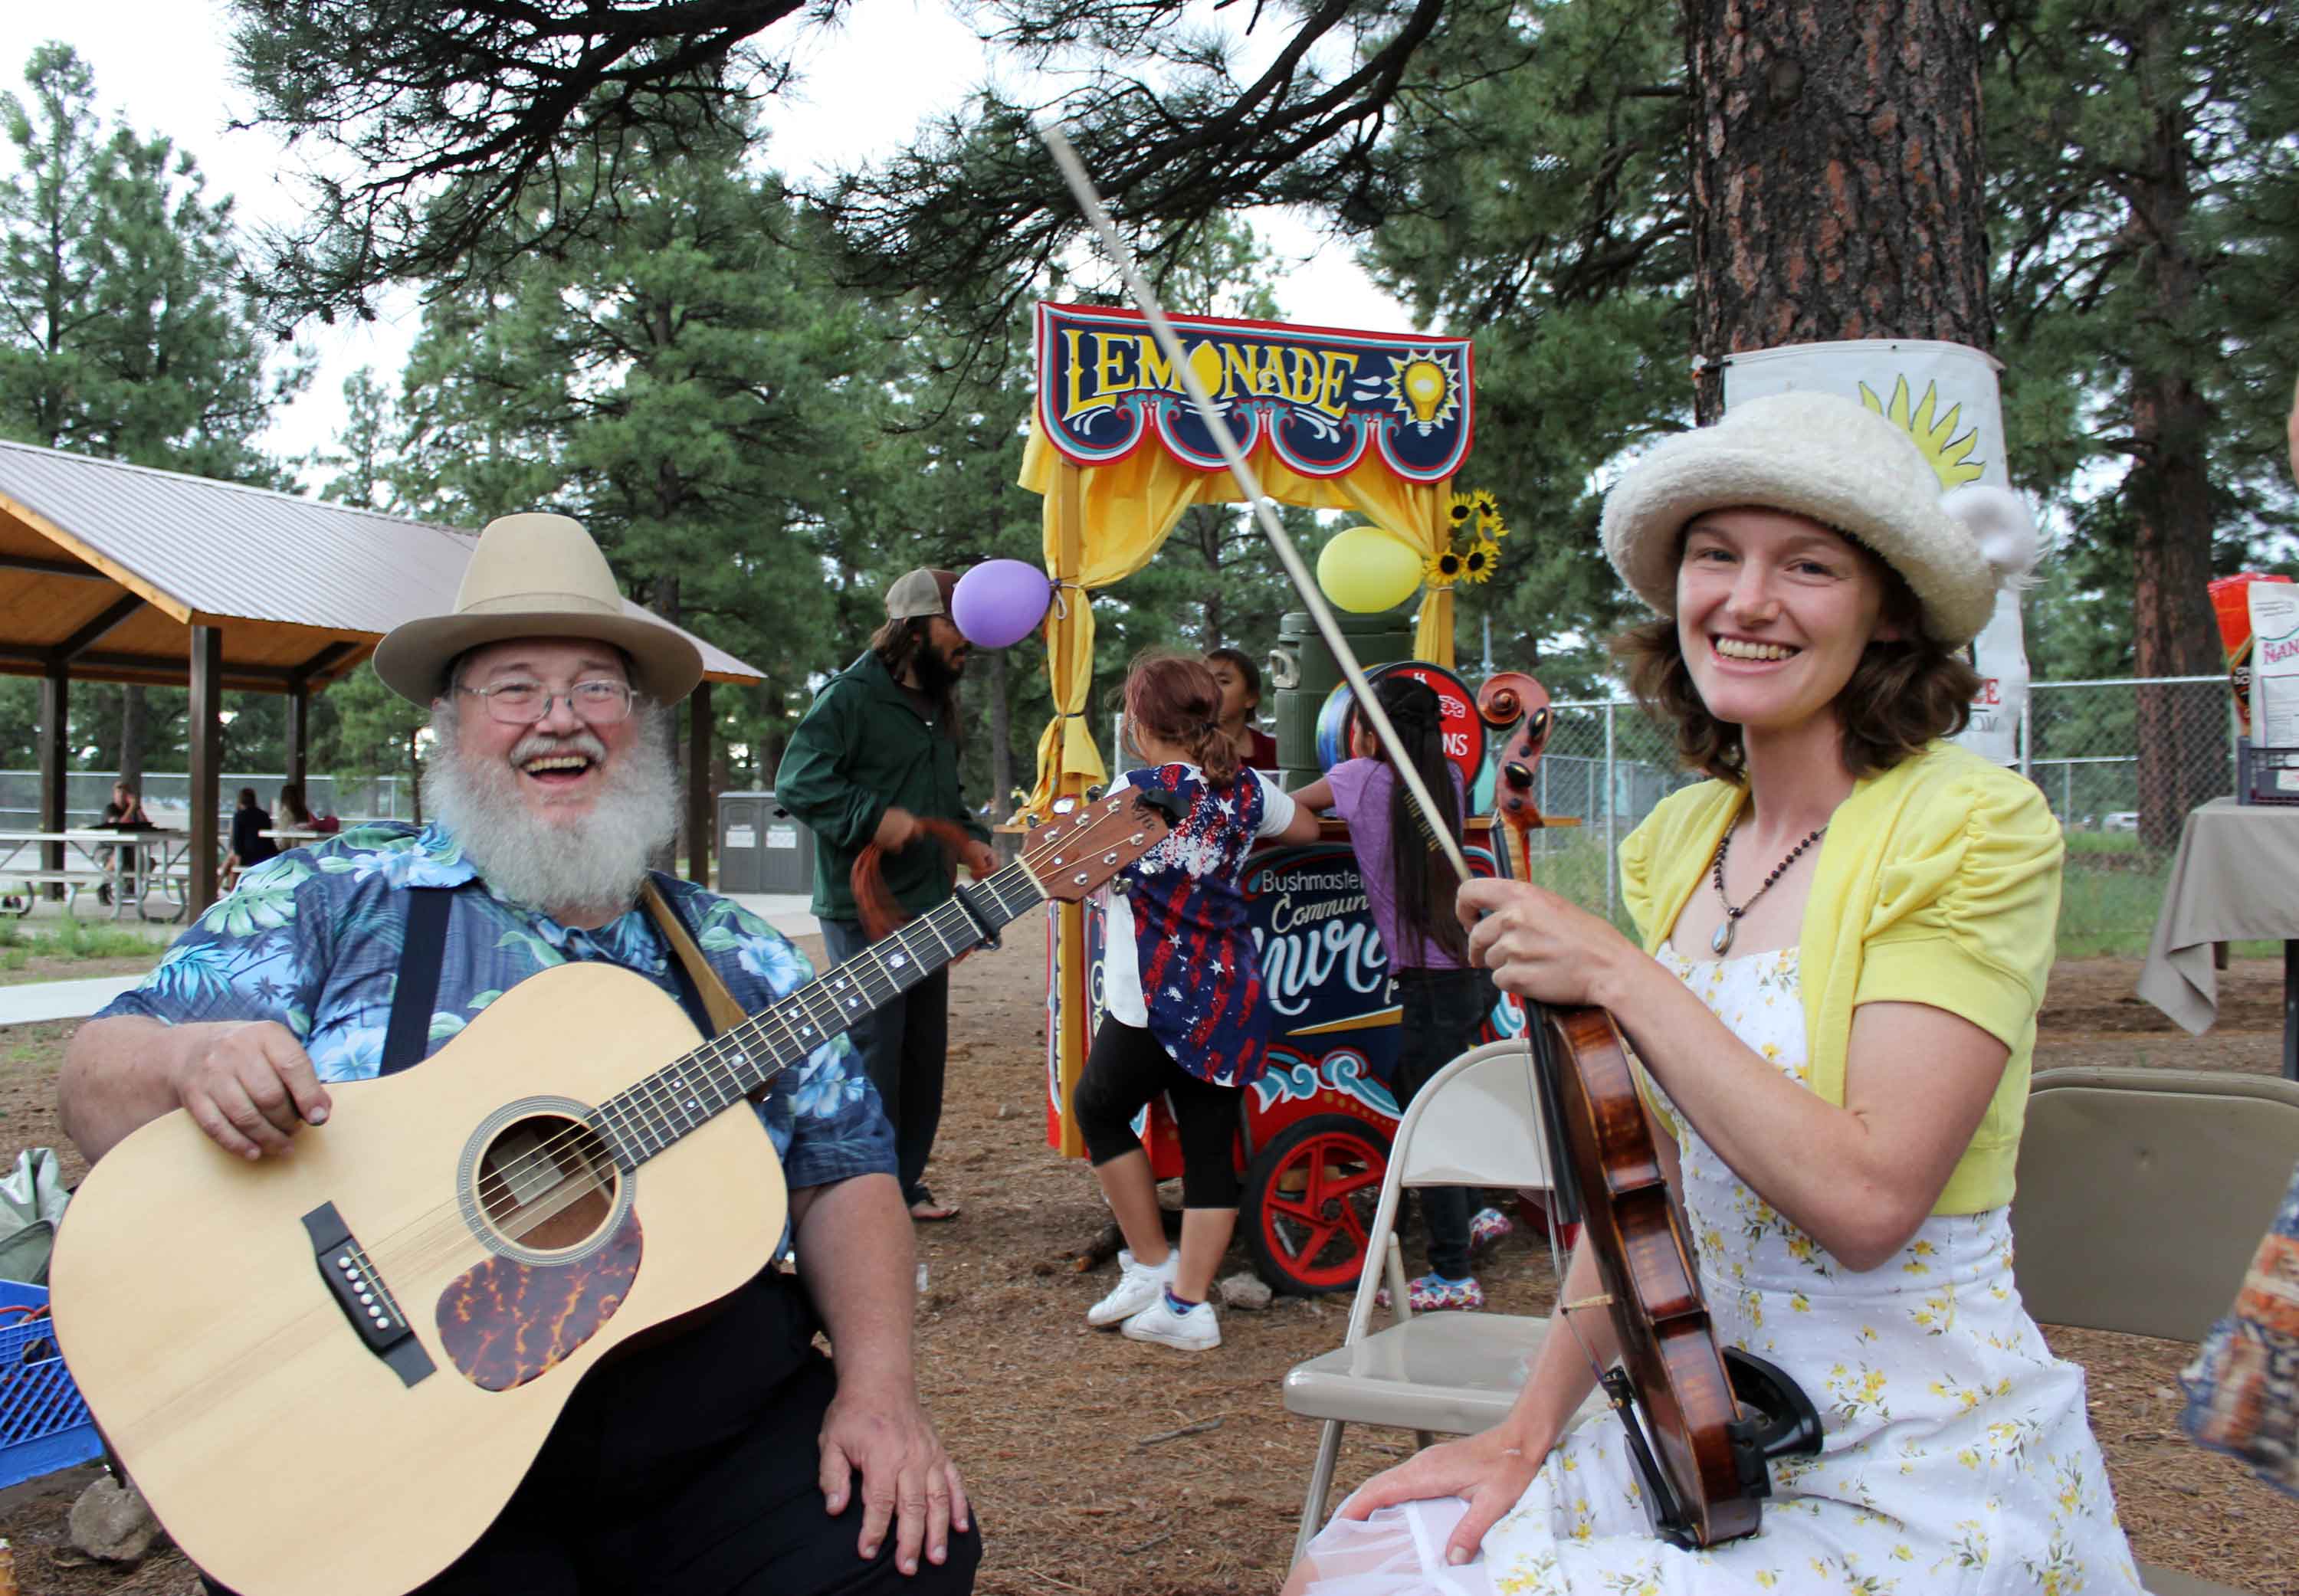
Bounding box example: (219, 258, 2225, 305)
(777, 569, 995, 1222)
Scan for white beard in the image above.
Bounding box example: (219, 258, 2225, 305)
(423, 702, 681, 923)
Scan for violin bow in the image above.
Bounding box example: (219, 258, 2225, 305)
(1041, 124, 1605, 1364)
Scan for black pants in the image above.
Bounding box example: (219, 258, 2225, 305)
(822, 916, 950, 1208)
(1392, 966, 1498, 1280)
(1071, 1018, 1244, 1209)
(202, 1273, 981, 1596)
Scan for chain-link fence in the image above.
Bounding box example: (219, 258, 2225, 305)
(0, 772, 413, 831)
(1510, 675, 2238, 956)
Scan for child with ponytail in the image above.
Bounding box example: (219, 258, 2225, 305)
(1075, 651, 1322, 1350)
(1291, 674, 1501, 1311)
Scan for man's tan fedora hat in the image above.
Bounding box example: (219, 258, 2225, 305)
(372, 513, 704, 706)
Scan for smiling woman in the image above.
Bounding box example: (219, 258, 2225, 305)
(1282, 392, 2150, 1596)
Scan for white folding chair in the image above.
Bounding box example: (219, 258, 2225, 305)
(1281, 1038, 1604, 1559)
(2014, 1067, 2299, 1596)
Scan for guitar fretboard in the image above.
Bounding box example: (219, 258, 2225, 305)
(588, 857, 1048, 1166)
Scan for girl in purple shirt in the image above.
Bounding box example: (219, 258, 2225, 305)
(1291, 674, 1499, 1311)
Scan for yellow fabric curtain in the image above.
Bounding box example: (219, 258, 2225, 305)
(1018, 418, 1454, 814)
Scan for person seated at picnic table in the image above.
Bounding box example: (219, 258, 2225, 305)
(95, 779, 152, 906)
(1285, 392, 2146, 1596)
(219, 787, 277, 893)
(274, 779, 316, 831)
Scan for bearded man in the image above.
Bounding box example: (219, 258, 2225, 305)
(776, 569, 995, 1224)
(58, 513, 980, 1596)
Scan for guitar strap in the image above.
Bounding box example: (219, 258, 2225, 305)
(641, 877, 749, 1038)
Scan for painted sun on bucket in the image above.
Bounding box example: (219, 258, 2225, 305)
(1384, 349, 1462, 434)
(1859, 375, 1986, 489)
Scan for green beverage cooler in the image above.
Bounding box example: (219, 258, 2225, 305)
(1268, 608, 1416, 788)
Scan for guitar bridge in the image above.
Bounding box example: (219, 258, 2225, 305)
(302, 1201, 434, 1388)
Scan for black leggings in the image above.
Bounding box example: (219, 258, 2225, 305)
(1071, 1019, 1245, 1208)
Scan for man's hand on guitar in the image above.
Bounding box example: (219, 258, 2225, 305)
(959, 839, 997, 879)
(1333, 1424, 1550, 1565)
(168, 1021, 333, 1161)
(873, 805, 923, 851)
(818, 1379, 970, 1576)
(1458, 877, 1638, 1009)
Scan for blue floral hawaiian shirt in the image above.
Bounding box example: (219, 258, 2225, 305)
(98, 821, 896, 1231)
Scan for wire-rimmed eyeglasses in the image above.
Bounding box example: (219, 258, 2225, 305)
(455, 679, 635, 726)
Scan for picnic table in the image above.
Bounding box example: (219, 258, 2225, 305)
(0, 827, 205, 923)
(2135, 797, 2299, 1081)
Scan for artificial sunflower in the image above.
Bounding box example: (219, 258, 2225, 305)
(1424, 546, 1468, 588)
(1469, 487, 1508, 539)
(1459, 537, 1502, 585)
(1446, 492, 1478, 534)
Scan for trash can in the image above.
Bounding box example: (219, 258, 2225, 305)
(718, 791, 814, 896)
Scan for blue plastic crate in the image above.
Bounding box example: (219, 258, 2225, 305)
(0, 1280, 101, 1489)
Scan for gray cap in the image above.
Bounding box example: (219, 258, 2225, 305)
(885, 568, 957, 621)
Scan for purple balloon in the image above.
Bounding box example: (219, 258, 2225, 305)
(952, 559, 1053, 649)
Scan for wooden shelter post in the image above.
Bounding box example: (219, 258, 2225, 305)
(188, 626, 223, 916)
(284, 680, 310, 796)
(38, 664, 67, 890)
(686, 681, 713, 887)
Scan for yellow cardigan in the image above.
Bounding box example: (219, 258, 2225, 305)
(1618, 739, 2064, 1213)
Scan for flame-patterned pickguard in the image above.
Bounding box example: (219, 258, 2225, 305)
(435, 1209, 643, 1391)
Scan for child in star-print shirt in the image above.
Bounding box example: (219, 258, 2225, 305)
(1073, 652, 1320, 1352)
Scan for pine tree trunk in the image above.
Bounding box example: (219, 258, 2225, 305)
(2122, 5, 2224, 851)
(1683, 0, 1990, 421)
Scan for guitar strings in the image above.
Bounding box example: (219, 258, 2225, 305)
(123, 811, 1122, 1439)
(318, 850, 1060, 1292)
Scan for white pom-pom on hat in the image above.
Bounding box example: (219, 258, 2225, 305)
(1940, 483, 2042, 592)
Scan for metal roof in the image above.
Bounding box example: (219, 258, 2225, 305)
(0, 437, 764, 690)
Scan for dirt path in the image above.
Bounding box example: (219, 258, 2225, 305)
(2, 929, 2293, 1594)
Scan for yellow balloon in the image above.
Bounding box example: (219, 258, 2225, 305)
(1317, 525, 1423, 613)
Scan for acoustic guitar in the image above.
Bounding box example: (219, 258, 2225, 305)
(51, 790, 1175, 1596)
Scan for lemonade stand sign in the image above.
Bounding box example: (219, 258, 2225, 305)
(1021, 302, 1476, 1154)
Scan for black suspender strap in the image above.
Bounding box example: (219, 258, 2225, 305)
(381, 887, 454, 1076)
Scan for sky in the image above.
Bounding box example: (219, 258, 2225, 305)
(0, 0, 1415, 481)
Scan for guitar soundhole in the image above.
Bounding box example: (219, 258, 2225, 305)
(476, 1115, 618, 1253)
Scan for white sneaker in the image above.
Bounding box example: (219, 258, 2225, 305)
(1087, 1249, 1176, 1329)
(1121, 1293, 1220, 1351)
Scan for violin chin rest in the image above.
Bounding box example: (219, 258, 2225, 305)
(1721, 1347, 1827, 1492)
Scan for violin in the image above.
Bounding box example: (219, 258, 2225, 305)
(1522, 1005, 1824, 1546)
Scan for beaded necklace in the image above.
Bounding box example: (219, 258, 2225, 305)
(1707, 824, 1827, 955)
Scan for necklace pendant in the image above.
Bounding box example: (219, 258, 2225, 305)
(1711, 918, 1736, 955)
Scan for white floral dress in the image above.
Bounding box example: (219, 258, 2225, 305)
(1300, 943, 2142, 1596)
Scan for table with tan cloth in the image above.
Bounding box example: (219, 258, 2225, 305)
(2135, 797, 2299, 1080)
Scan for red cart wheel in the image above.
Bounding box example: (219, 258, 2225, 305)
(1241, 1115, 1389, 1294)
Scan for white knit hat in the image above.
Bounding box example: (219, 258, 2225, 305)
(1599, 391, 2040, 647)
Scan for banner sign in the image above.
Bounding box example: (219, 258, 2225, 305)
(1035, 302, 1474, 483)
(1722, 339, 2028, 765)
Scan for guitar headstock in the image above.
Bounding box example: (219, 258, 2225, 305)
(1017, 788, 1177, 903)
